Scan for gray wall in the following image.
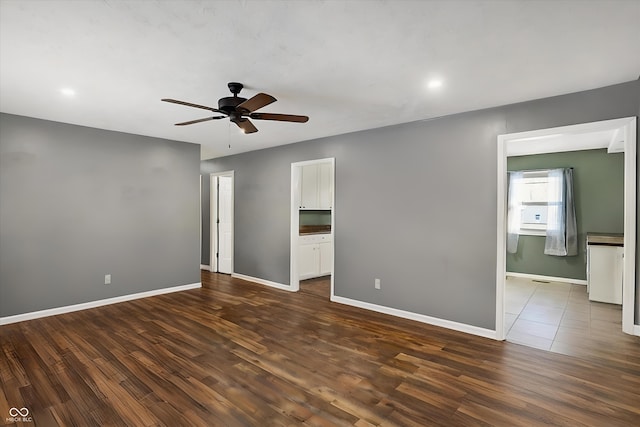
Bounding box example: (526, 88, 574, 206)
(0, 113, 201, 317)
(202, 80, 640, 330)
(507, 149, 624, 280)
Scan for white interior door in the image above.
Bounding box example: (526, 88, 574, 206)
(217, 175, 233, 274)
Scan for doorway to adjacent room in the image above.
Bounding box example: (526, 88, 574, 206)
(496, 117, 637, 346)
(290, 158, 335, 297)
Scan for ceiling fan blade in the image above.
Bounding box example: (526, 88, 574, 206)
(250, 112, 309, 123)
(235, 119, 258, 134)
(237, 93, 276, 113)
(162, 98, 224, 113)
(175, 116, 226, 126)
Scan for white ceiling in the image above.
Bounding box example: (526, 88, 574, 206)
(1, 0, 639, 160)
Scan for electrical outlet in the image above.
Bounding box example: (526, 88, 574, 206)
(104, 274, 111, 285)
(374, 278, 381, 289)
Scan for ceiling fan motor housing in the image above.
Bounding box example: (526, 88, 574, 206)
(218, 96, 248, 114)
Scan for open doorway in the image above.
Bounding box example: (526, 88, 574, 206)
(496, 117, 637, 350)
(290, 158, 335, 298)
(210, 171, 234, 274)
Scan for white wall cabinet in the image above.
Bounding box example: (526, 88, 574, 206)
(299, 234, 332, 280)
(299, 163, 332, 210)
(587, 244, 623, 304)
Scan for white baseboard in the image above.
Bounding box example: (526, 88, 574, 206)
(0, 282, 202, 326)
(507, 272, 587, 286)
(634, 324, 640, 336)
(200, 264, 211, 271)
(331, 295, 498, 340)
(231, 273, 294, 292)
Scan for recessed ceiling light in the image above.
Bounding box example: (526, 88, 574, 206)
(60, 88, 76, 97)
(426, 79, 443, 90)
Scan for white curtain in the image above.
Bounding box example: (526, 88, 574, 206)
(544, 168, 578, 256)
(506, 171, 524, 254)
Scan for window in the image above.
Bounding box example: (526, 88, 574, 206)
(509, 170, 558, 236)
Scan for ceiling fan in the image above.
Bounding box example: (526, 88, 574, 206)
(162, 82, 309, 134)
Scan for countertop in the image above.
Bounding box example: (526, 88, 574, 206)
(586, 233, 623, 246)
(299, 225, 331, 235)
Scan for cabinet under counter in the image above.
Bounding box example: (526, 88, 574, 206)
(586, 233, 623, 304)
(299, 233, 333, 280)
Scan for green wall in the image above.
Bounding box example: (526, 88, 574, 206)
(507, 149, 624, 280)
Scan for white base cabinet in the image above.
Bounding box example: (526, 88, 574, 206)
(299, 234, 332, 280)
(587, 244, 623, 304)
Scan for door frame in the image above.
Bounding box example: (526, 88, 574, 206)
(496, 117, 637, 340)
(290, 158, 335, 294)
(210, 170, 235, 273)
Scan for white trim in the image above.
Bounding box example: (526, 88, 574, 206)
(506, 272, 587, 286)
(210, 174, 218, 272)
(200, 175, 202, 269)
(518, 229, 547, 237)
(200, 264, 211, 271)
(0, 282, 202, 325)
(634, 324, 640, 337)
(621, 118, 636, 334)
(496, 134, 507, 340)
(332, 295, 498, 340)
(290, 163, 301, 292)
(497, 116, 637, 339)
(209, 171, 235, 274)
(505, 117, 633, 156)
(290, 158, 335, 295)
(231, 273, 294, 292)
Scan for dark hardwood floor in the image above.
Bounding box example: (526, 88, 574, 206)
(1, 271, 639, 426)
(299, 276, 331, 299)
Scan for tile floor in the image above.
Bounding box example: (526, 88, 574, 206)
(505, 276, 628, 352)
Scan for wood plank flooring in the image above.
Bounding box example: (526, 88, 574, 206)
(299, 276, 331, 299)
(1, 271, 639, 426)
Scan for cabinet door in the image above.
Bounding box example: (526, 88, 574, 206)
(318, 163, 333, 209)
(299, 243, 320, 280)
(300, 164, 319, 209)
(588, 245, 623, 304)
(318, 241, 333, 276)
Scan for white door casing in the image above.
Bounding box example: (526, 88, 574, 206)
(210, 171, 234, 274)
(218, 175, 233, 274)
